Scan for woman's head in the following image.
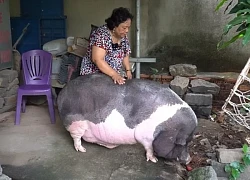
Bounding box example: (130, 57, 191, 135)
(105, 7, 133, 38)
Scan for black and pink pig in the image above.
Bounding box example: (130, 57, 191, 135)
(57, 73, 197, 164)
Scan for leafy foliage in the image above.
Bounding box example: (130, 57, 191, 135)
(216, 0, 250, 49)
(224, 144, 250, 180)
(150, 67, 164, 81)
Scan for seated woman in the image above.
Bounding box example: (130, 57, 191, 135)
(80, 7, 134, 85)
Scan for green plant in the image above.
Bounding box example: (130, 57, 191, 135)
(150, 67, 164, 81)
(240, 103, 250, 114)
(215, 0, 250, 49)
(225, 144, 250, 180)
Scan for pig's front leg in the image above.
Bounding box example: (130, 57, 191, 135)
(135, 134, 158, 162)
(144, 143, 158, 163)
(135, 126, 158, 163)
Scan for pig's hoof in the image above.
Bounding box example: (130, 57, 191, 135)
(74, 145, 86, 152)
(147, 155, 158, 163)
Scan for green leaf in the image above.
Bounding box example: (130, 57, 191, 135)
(230, 161, 241, 169)
(230, 4, 246, 14)
(215, 0, 229, 11)
(225, 164, 232, 172)
(232, 168, 240, 179)
(229, 176, 236, 180)
(229, 176, 235, 180)
(223, 15, 248, 35)
(243, 26, 250, 45)
(150, 67, 159, 74)
(236, 23, 248, 32)
(240, 108, 248, 114)
(237, 8, 250, 14)
(217, 31, 244, 50)
(239, 163, 245, 172)
(243, 154, 250, 165)
(239, 2, 250, 8)
(243, 144, 249, 154)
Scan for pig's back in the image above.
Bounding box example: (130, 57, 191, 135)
(57, 73, 184, 128)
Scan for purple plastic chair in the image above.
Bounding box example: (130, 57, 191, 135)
(15, 50, 55, 125)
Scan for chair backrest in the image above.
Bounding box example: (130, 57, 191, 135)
(21, 50, 52, 85)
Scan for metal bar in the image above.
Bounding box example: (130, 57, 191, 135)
(135, 0, 141, 79)
(130, 58, 156, 63)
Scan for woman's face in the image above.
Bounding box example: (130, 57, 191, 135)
(114, 19, 131, 38)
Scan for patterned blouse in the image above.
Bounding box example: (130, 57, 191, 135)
(80, 24, 131, 75)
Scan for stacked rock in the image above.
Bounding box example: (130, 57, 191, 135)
(0, 70, 19, 114)
(169, 64, 220, 118)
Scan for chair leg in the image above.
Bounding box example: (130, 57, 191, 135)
(15, 92, 23, 125)
(51, 87, 57, 107)
(46, 92, 56, 124)
(22, 96, 27, 113)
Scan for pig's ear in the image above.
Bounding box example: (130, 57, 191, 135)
(153, 131, 177, 158)
(175, 129, 195, 146)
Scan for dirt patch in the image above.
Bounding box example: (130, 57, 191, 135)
(188, 108, 250, 170)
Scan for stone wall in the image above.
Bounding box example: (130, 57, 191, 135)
(141, 64, 221, 118)
(0, 70, 19, 114)
(169, 64, 220, 118)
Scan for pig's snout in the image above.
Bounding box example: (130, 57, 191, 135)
(177, 152, 192, 165)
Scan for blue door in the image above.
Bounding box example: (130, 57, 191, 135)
(10, 17, 41, 54)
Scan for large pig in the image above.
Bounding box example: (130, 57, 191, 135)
(57, 73, 197, 164)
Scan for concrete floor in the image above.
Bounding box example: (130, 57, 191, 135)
(0, 105, 184, 180)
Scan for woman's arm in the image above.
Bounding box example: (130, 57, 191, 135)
(92, 46, 116, 77)
(122, 55, 132, 79)
(123, 55, 130, 71)
(92, 46, 126, 84)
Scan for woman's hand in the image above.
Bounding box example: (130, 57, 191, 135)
(111, 73, 126, 85)
(126, 70, 132, 79)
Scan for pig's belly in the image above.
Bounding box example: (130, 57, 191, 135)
(83, 109, 137, 145)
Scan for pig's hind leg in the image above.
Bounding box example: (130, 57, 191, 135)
(67, 121, 88, 153)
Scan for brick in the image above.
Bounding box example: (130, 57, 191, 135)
(170, 76, 189, 96)
(169, 64, 197, 77)
(190, 105, 212, 118)
(0, 70, 18, 83)
(6, 85, 18, 97)
(0, 88, 6, 97)
(7, 78, 19, 90)
(0, 104, 16, 114)
(184, 93, 213, 106)
(216, 148, 249, 163)
(0, 97, 4, 108)
(0, 77, 9, 88)
(190, 79, 220, 95)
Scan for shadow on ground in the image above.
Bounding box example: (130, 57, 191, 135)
(0, 105, 183, 180)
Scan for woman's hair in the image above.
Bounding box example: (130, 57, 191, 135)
(105, 7, 134, 30)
